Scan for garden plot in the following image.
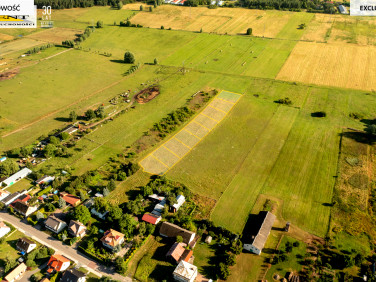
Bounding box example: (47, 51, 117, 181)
(139, 91, 241, 175)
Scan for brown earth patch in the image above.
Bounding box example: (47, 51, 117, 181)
(135, 85, 160, 104)
(0, 69, 19, 81)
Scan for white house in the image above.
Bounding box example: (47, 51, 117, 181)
(16, 238, 37, 254)
(13, 202, 38, 217)
(170, 194, 185, 213)
(3, 168, 32, 187)
(35, 175, 55, 186)
(68, 220, 87, 238)
(45, 215, 67, 234)
(0, 221, 11, 238)
(4, 263, 27, 282)
(90, 208, 108, 220)
(173, 261, 198, 282)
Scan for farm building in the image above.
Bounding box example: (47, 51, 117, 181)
(2, 168, 32, 187)
(142, 213, 161, 225)
(338, 5, 348, 14)
(170, 194, 185, 213)
(62, 125, 78, 135)
(35, 175, 55, 186)
(172, 261, 198, 282)
(16, 237, 37, 254)
(243, 211, 276, 255)
(4, 263, 27, 282)
(159, 222, 196, 245)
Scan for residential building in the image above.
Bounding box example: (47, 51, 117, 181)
(13, 201, 38, 217)
(68, 220, 87, 238)
(1, 190, 27, 206)
(45, 215, 67, 234)
(16, 237, 37, 254)
(0, 221, 11, 238)
(166, 242, 193, 264)
(0, 190, 10, 201)
(60, 193, 81, 207)
(90, 207, 108, 220)
(243, 211, 276, 255)
(2, 168, 32, 187)
(148, 194, 165, 203)
(4, 263, 27, 282)
(100, 229, 125, 251)
(159, 222, 196, 245)
(61, 269, 86, 282)
(47, 254, 70, 273)
(172, 261, 197, 282)
(338, 5, 348, 14)
(141, 213, 161, 225)
(170, 194, 185, 213)
(35, 175, 55, 186)
(40, 278, 50, 282)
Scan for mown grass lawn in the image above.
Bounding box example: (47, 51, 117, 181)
(0, 230, 24, 264)
(5, 178, 33, 193)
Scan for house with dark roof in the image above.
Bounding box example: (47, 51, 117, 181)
(243, 211, 276, 255)
(100, 229, 125, 251)
(16, 237, 37, 254)
(13, 201, 38, 217)
(47, 254, 70, 273)
(61, 269, 86, 282)
(142, 213, 161, 225)
(1, 190, 27, 206)
(68, 220, 87, 238)
(45, 215, 67, 234)
(159, 222, 196, 245)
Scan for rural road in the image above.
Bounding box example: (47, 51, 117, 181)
(0, 212, 132, 281)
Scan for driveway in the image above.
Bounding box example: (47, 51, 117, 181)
(0, 212, 132, 281)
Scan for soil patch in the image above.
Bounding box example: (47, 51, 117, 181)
(135, 85, 160, 104)
(0, 69, 19, 81)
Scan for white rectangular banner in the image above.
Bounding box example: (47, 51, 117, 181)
(0, 0, 35, 16)
(351, 0, 376, 16)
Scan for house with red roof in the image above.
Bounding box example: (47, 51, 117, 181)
(142, 213, 161, 225)
(47, 254, 70, 273)
(60, 193, 81, 207)
(100, 229, 124, 251)
(166, 242, 194, 264)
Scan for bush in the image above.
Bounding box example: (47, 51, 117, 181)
(124, 51, 135, 64)
(275, 97, 292, 105)
(96, 20, 103, 28)
(246, 28, 252, 35)
(311, 111, 327, 118)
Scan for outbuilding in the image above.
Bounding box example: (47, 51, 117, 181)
(3, 168, 32, 187)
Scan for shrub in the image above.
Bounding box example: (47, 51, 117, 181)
(124, 51, 135, 64)
(311, 111, 327, 118)
(246, 28, 252, 35)
(96, 20, 103, 28)
(275, 97, 292, 105)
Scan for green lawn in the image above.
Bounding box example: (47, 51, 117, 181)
(275, 12, 314, 40)
(75, 6, 137, 25)
(0, 230, 24, 264)
(5, 178, 33, 193)
(266, 236, 307, 281)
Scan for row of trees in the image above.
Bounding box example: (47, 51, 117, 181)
(153, 106, 194, 137)
(240, 0, 337, 13)
(26, 43, 54, 55)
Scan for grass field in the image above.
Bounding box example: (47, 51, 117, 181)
(0, 230, 24, 264)
(277, 41, 376, 91)
(5, 178, 32, 193)
(0, 38, 42, 56)
(130, 5, 312, 39)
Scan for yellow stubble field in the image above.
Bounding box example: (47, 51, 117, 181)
(129, 5, 292, 37)
(277, 41, 376, 91)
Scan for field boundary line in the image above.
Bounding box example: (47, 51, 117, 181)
(209, 105, 227, 114)
(193, 120, 212, 131)
(151, 154, 170, 168)
(200, 112, 220, 123)
(174, 137, 192, 149)
(162, 145, 182, 159)
(139, 90, 242, 175)
(217, 97, 235, 104)
(183, 129, 202, 140)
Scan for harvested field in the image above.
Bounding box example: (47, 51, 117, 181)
(135, 85, 160, 104)
(276, 41, 376, 91)
(0, 38, 42, 56)
(26, 27, 82, 44)
(0, 33, 14, 41)
(131, 6, 304, 38)
(139, 91, 241, 175)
